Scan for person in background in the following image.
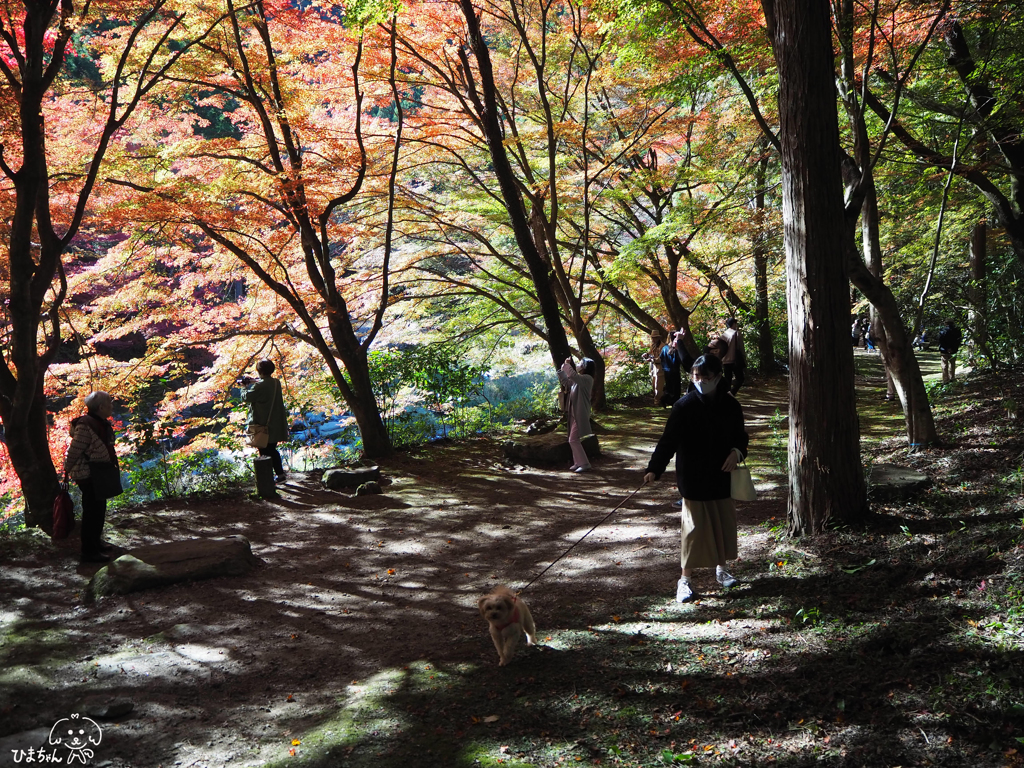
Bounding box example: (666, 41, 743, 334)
(720, 317, 747, 396)
(245, 359, 290, 483)
(557, 357, 595, 473)
(659, 332, 683, 408)
(642, 331, 665, 405)
(938, 321, 963, 383)
(644, 354, 749, 602)
(852, 316, 863, 347)
(64, 391, 119, 563)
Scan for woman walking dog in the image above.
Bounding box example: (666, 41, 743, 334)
(644, 354, 749, 602)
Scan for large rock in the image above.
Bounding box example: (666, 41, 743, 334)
(869, 464, 931, 499)
(88, 536, 259, 599)
(504, 432, 600, 465)
(322, 466, 380, 489)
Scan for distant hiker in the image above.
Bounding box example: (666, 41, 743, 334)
(659, 332, 684, 408)
(642, 331, 666, 405)
(64, 391, 119, 564)
(938, 321, 963, 383)
(245, 359, 289, 483)
(644, 354, 749, 603)
(557, 356, 595, 473)
(864, 320, 878, 351)
(851, 317, 863, 347)
(913, 328, 931, 350)
(720, 317, 747, 396)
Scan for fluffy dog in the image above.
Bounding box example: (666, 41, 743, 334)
(478, 585, 536, 666)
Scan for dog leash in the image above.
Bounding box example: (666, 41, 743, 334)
(517, 479, 649, 595)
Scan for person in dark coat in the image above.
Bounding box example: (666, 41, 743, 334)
(938, 321, 963, 383)
(245, 359, 290, 483)
(659, 333, 683, 407)
(644, 354, 749, 602)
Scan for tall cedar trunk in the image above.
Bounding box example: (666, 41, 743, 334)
(855, 184, 937, 447)
(763, 0, 868, 533)
(969, 220, 989, 364)
(460, 0, 572, 369)
(753, 149, 774, 372)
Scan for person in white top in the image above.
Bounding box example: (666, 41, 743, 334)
(719, 318, 747, 396)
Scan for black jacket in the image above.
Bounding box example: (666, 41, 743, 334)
(938, 325, 962, 354)
(646, 388, 749, 501)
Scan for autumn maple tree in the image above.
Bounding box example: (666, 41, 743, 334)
(0, 0, 215, 527)
(118, 0, 406, 458)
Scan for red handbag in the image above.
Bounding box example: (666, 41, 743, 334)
(52, 482, 74, 540)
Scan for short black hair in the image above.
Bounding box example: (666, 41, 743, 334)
(726, 317, 737, 328)
(691, 354, 723, 379)
(256, 359, 275, 376)
(579, 357, 596, 376)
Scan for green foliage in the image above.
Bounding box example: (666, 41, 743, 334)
(119, 447, 252, 502)
(767, 408, 787, 474)
(606, 357, 651, 400)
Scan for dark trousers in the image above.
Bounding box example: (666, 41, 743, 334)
(76, 478, 107, 556)
(258, 442, 285, 476)
(722, 363, 745, 395)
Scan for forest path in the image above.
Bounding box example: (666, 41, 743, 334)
(0, 352, 945, 768)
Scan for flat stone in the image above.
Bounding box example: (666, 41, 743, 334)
(322, 466, 380, 489)
(87, 536, 260, 599)
(503, 432, 600, 465)
(869, 464, 932, 499)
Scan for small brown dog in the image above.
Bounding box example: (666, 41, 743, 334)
(478, 585, 536, 666)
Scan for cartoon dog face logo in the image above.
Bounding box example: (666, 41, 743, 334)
(48, 713, 102, 764)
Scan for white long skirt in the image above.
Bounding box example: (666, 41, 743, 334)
(681, 498, 738, 569)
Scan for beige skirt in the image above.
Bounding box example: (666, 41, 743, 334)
(681, 498, 738, 569)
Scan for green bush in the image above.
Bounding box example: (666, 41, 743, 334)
(606, 358, 651, 400)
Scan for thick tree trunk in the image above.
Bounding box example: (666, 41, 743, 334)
(763, 0, 869, 534)
(0, 384, 60, 530)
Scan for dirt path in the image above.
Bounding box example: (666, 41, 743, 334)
(0, 358, 913, 767)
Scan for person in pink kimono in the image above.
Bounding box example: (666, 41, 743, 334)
(558, 357, 595, 473)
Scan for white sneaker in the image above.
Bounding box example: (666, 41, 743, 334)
(569, 465, 579, 471)
(574, 464, 592, 473)
(716, 567, 738, 588)
(676, 578, 696, 603)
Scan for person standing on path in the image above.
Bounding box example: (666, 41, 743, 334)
(557, 357, 595, 473)
(245, 359, 290, 483)
(643, 331, 666, 405)
(643, 354, 749, 602)
(64, 391, 119, 563)
(720, 317, 747, 396)
(659, 333, 683, 408)
(938, 321, 963, 383)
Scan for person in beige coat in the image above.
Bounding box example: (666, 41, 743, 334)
(557, 357, 595, 473)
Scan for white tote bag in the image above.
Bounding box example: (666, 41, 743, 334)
(731, 461, 757, 501)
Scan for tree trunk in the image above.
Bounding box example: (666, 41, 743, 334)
(968, 219, 990, 365)
(854, 183, 938, 447)
(0, 383, 60, 530)
(752, 148, 774, 372)
(460, 0, 572, 369)
(763, 0, 869, 534)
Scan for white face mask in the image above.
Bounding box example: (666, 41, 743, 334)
(693, 375, 721, 395)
